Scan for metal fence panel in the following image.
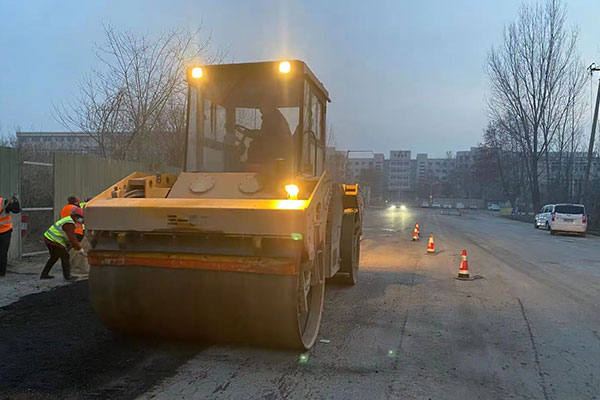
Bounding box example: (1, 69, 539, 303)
(53, 154, 181, 220)
(0, 146, 21, 260)
(20, 160, 53, 256)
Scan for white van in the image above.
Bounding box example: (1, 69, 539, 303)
(548, 203, 587, 237)
(534, 204, 554, 229)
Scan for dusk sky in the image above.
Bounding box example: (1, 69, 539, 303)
(1, 0, 599, 157)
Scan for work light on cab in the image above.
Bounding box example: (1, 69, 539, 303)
(191, 67, 203, 79)
(279, 61, 291, 74)
(285, 184, 299, 199)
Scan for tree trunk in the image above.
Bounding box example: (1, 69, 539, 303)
(531, 156, 541, 211)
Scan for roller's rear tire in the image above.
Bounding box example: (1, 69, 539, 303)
(339, 213, 360, 285)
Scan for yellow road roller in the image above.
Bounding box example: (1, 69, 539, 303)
(85, 60, 363, 349)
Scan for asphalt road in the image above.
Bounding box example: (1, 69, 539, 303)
(1, 208, 599, 399)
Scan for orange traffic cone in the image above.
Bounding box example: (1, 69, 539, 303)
(457, 249, 470, 279)
(415, 222, 420, 233)
(412, 226, 419, 241)
(427, 234, 435, 253)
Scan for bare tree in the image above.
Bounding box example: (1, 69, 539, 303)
(482, 120, 527, 210)
(486, 0, 583, 210)
(550, 65, 587, 201)
(0, 123, 17, 147)
(326, 125, 337, 148)
(54, 24, 224, 164)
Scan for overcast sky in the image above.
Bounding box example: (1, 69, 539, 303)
(1, 0, 599, 157)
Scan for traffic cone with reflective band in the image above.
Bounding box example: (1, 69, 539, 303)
(415, 222, 420, 233)
(412, 226, 419, 241)
(427, 234, 435, 253)
(457, 249, 470, 279)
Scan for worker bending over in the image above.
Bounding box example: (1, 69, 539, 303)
(0, 196, 20, 277)
(41, 206, 85, 281)
(60, 195, 84, 241)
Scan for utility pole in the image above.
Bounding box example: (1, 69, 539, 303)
(581, 63, 600, 202)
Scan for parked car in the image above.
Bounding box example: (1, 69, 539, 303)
(421, 200, 430, 208)
(456, 202, 464, 209)
(488, 204, 500, 211)
(534, 204, 554, 229)
(443, 204, 452, 209)
(432, 202, 441, 208)
(469, 203, 478, 210)
(548, 203, 587, 237)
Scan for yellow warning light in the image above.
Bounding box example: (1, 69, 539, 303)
(274, 200, 306, 210)
(279, 61, 291, 74)
(285, 184, 299, 199)
(191, 67, 203, 79)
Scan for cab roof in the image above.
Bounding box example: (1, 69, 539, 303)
(186, 60, 330, 102)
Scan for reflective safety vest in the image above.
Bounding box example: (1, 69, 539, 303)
(44, 216, 75, 247)
(60, 204, 75, 218)
(60, 203, 84, 235)
(78, 202, 86, 233)
(0, 197, 13, 233)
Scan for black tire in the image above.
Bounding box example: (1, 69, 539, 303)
(339, 213, 360, 285)
(534, 222, 539, 229)
(546, 222, 550, 231)
(580, 232, 586, 238)
(550, 229, 556, 235)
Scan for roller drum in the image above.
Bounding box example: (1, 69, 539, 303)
(89, 264, 324, 349)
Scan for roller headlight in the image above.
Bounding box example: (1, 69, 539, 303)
(191, 67, 203, 79)
(285, 184, 299, 199)
(279, 61, 291, 74)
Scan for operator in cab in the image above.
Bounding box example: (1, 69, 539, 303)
(245, 99, 294, 170)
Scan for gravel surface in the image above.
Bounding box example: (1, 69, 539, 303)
(0, 256, 72, 308)
(1, 208, 599, 399)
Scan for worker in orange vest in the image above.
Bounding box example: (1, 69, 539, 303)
(0, 196, 21, 277)
(60, 196, 84, 241)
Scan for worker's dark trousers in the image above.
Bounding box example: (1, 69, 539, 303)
(0, 229, 11, 276)
(41, 243, 71, 279)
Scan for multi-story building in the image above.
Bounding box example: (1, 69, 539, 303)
(539, 151, 600, 200)
(456, 147, 482, 168)
(344, 151, 385, 204)
(387, 150, 412, 200)
(426, 157, 456, 182)
(415, 153, 428, 186)
(17, 131, 99, 154)
(326, 147, 348, 182)
(345, 151, 378, 180)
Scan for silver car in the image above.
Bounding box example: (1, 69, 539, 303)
(534, 204, 554, 229)
(548, 203, 587, 237)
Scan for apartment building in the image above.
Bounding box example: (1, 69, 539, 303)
(17, 132, 99, 154)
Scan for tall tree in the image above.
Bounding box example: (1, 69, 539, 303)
(482, 120, 526, 209)
(55, 25, 224, 164)
(486, 0, 583, 210)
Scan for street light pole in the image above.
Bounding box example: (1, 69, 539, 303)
(581, 63, 600, 202)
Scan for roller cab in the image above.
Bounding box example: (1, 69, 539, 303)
(85, 60, 362, 349)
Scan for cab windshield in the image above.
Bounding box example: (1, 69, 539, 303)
(185, 62, 326, 176)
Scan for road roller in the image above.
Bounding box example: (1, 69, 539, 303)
(84, 60, 363, 349)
